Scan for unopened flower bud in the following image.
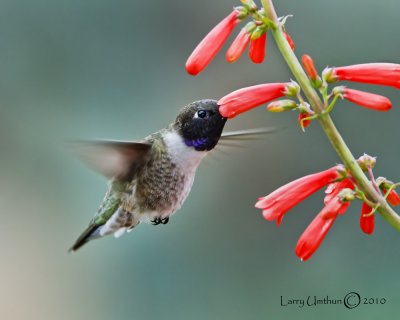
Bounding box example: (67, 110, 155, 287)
(322, 67, 336, 83)
(283, 32, 295, 51)
(234, 6, 249, 19)
(239, 0, 257, 11)
(302, 55, 318, 81)
(267, 99, 297, 112)
(284, 81, 300, 97)
(357, 154, 376, 170)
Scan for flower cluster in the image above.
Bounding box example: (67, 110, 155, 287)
(255, 165, 351, 261)
(186, 1, 295, 75)
(255, 155, 400, 260)
(185, 0, 400, 261)
(186, 3, 399, 128)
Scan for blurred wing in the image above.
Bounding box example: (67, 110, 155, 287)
(68, 139, 152, 180)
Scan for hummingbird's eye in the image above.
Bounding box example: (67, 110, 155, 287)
(195, 110, 208, 119)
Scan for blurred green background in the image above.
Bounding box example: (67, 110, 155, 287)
(0, 0, 399, 319)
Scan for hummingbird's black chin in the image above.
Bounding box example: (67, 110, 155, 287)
(174, 99, 227, 151)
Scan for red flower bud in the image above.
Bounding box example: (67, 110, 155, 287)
(283, 32, 295, 51)
(186, 10, 240, 75)
(383, 188, 400, 206)
(218, 83, 289, 118)
(357, 154, 377, 170)
(226, 28, 251, 63)
(332, 63, 400, 89)
(298, 111, 310, 129)
(334, 87, 392, 111)
(360, 202, 374, 235)
(255, 166, 344, 225)
(302, 55, 318, 81)
(249, 33, 266, 64)
(295, 196, 350, 261)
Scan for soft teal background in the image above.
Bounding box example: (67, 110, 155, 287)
(0, 0, 399, 319)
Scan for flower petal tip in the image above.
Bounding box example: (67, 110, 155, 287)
(185, 64, 200, 76)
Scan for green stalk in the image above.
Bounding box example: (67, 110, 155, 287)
(261, 0, 400, 230)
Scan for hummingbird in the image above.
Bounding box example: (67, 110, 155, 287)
(69, 99, 269, 251)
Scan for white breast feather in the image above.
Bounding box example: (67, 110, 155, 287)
(163, 130, 207, 170)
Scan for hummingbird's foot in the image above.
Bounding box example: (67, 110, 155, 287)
(151, 217, 169, 225)
(161, 217, 169, 225)
(151, 217, 162, 225)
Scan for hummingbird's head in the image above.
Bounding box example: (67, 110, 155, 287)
(174, 99, 227, 151)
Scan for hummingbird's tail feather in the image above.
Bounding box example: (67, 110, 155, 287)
(69, 224, 102, 252)
(69, 209, 140, 252)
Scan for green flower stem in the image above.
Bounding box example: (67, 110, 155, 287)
(261, 0, 400, 231)
(325, 94, 340, 115)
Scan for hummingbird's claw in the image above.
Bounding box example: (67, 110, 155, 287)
(161, 217, 169, 225)
(151, 217, 169, 225)
(151, 217, 162, 225)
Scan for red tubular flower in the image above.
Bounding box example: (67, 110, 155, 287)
(302, 55, 318, 81)
(295, 196, 350, 261)
(249, 33, 266, 64)
(332, 63, 400, 89)
(226, 28, 251, 63)
(383, 188, 400, 206)
(336, 87, 392, 111)
(283, 32, 295, 51)
(360, 202, 374, 235)
(255, 166, 344, 225)
(218, 83, 289, 118)
(186, 10, 240, 75)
